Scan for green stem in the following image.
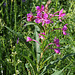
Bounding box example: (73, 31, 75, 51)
(6, 0, 9, 24)
(21, 0, 22, 21)
(14, 0, 17, 30)
(56, 0, 58, 8)
(14, 55, 17, 75)
(10, 0, 12, 28)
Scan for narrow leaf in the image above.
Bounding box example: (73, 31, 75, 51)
(4, 26, 32, 49)
(22, 56, 37, 75)
(51, 69, 64, 75)
(34, 26, 40, 71)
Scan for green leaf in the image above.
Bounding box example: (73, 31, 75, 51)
(40, 62, 51, 75)
(50, 53, 75, 64)
(22, 56, 37, 75)
(40, 53, 75, 75)
(40, 53, 55, 70)
(51, 69, 64, 75)
(30, 50, 36, 61)
(4, 26, 32, 49)
(23, 22, 45, 32)
(34, 26, 40, 71)
(0, 0, 5, 6)
(72, 46, 75, 52)
(52, 61, 72, 75)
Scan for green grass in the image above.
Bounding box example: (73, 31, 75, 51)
(0, 0, 75, 75)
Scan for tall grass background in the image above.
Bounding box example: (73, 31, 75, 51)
(0, 0, 75, 75)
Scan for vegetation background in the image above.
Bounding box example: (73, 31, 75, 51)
(0, 0, 75, 75)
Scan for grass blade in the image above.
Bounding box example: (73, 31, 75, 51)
(4, 26, 32, 49)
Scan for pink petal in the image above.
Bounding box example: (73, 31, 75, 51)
(49, 14, 53, 16)
(39, 32, 45, 39)
(41, 32, 45, 35)
(27, 18, 30, 21)
(56, 44, 60, 47)
(36, 6, 40, 11)
(62, 24, 68, 31)
(42, 21, 45, 26)
(61, 13, 65, 17)
(63, 31, 66, 35)
(59, 18, 62, 22)
(27, 13, 33, 22)
(41, 5, 44, 11)
(37, 13, 42, 18)
(45, 20, 50, 24)
(43, 13, 48, 19)
(26, 37, 32, 42)
(54, 49, 60, 54)
(63, 25, 67, 30)
(59, 9, 63, 15)
(40, 36, 45, 39)
(35, 19, 41, 23)
(54, 37, 56, 41)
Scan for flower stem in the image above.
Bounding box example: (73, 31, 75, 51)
(44, 43, 53, 51)
(40, 43, 53, 62)
(50, 28, 61, 32)
(32, 39, 40, 45)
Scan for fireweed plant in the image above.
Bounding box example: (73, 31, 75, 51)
(27, 7, 68, 53)
(26, 1, 68, 74)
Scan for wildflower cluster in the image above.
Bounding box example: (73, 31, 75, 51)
(26, 4, 68, 54)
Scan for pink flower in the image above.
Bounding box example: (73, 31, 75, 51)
(39, 32, 45, 39)
(62, 24, 68, 35)
(58, 9, 65, 21)
(27, 12, 33, 22)
(54, 37, 60, 47)
(26, 37, 32, 42)
(35, 5, 50, 26)
(26, 37, 40, 44)
(36, 5, 44, 13)
(54, 48, 61, 54)
(35, 13, 50, 26)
